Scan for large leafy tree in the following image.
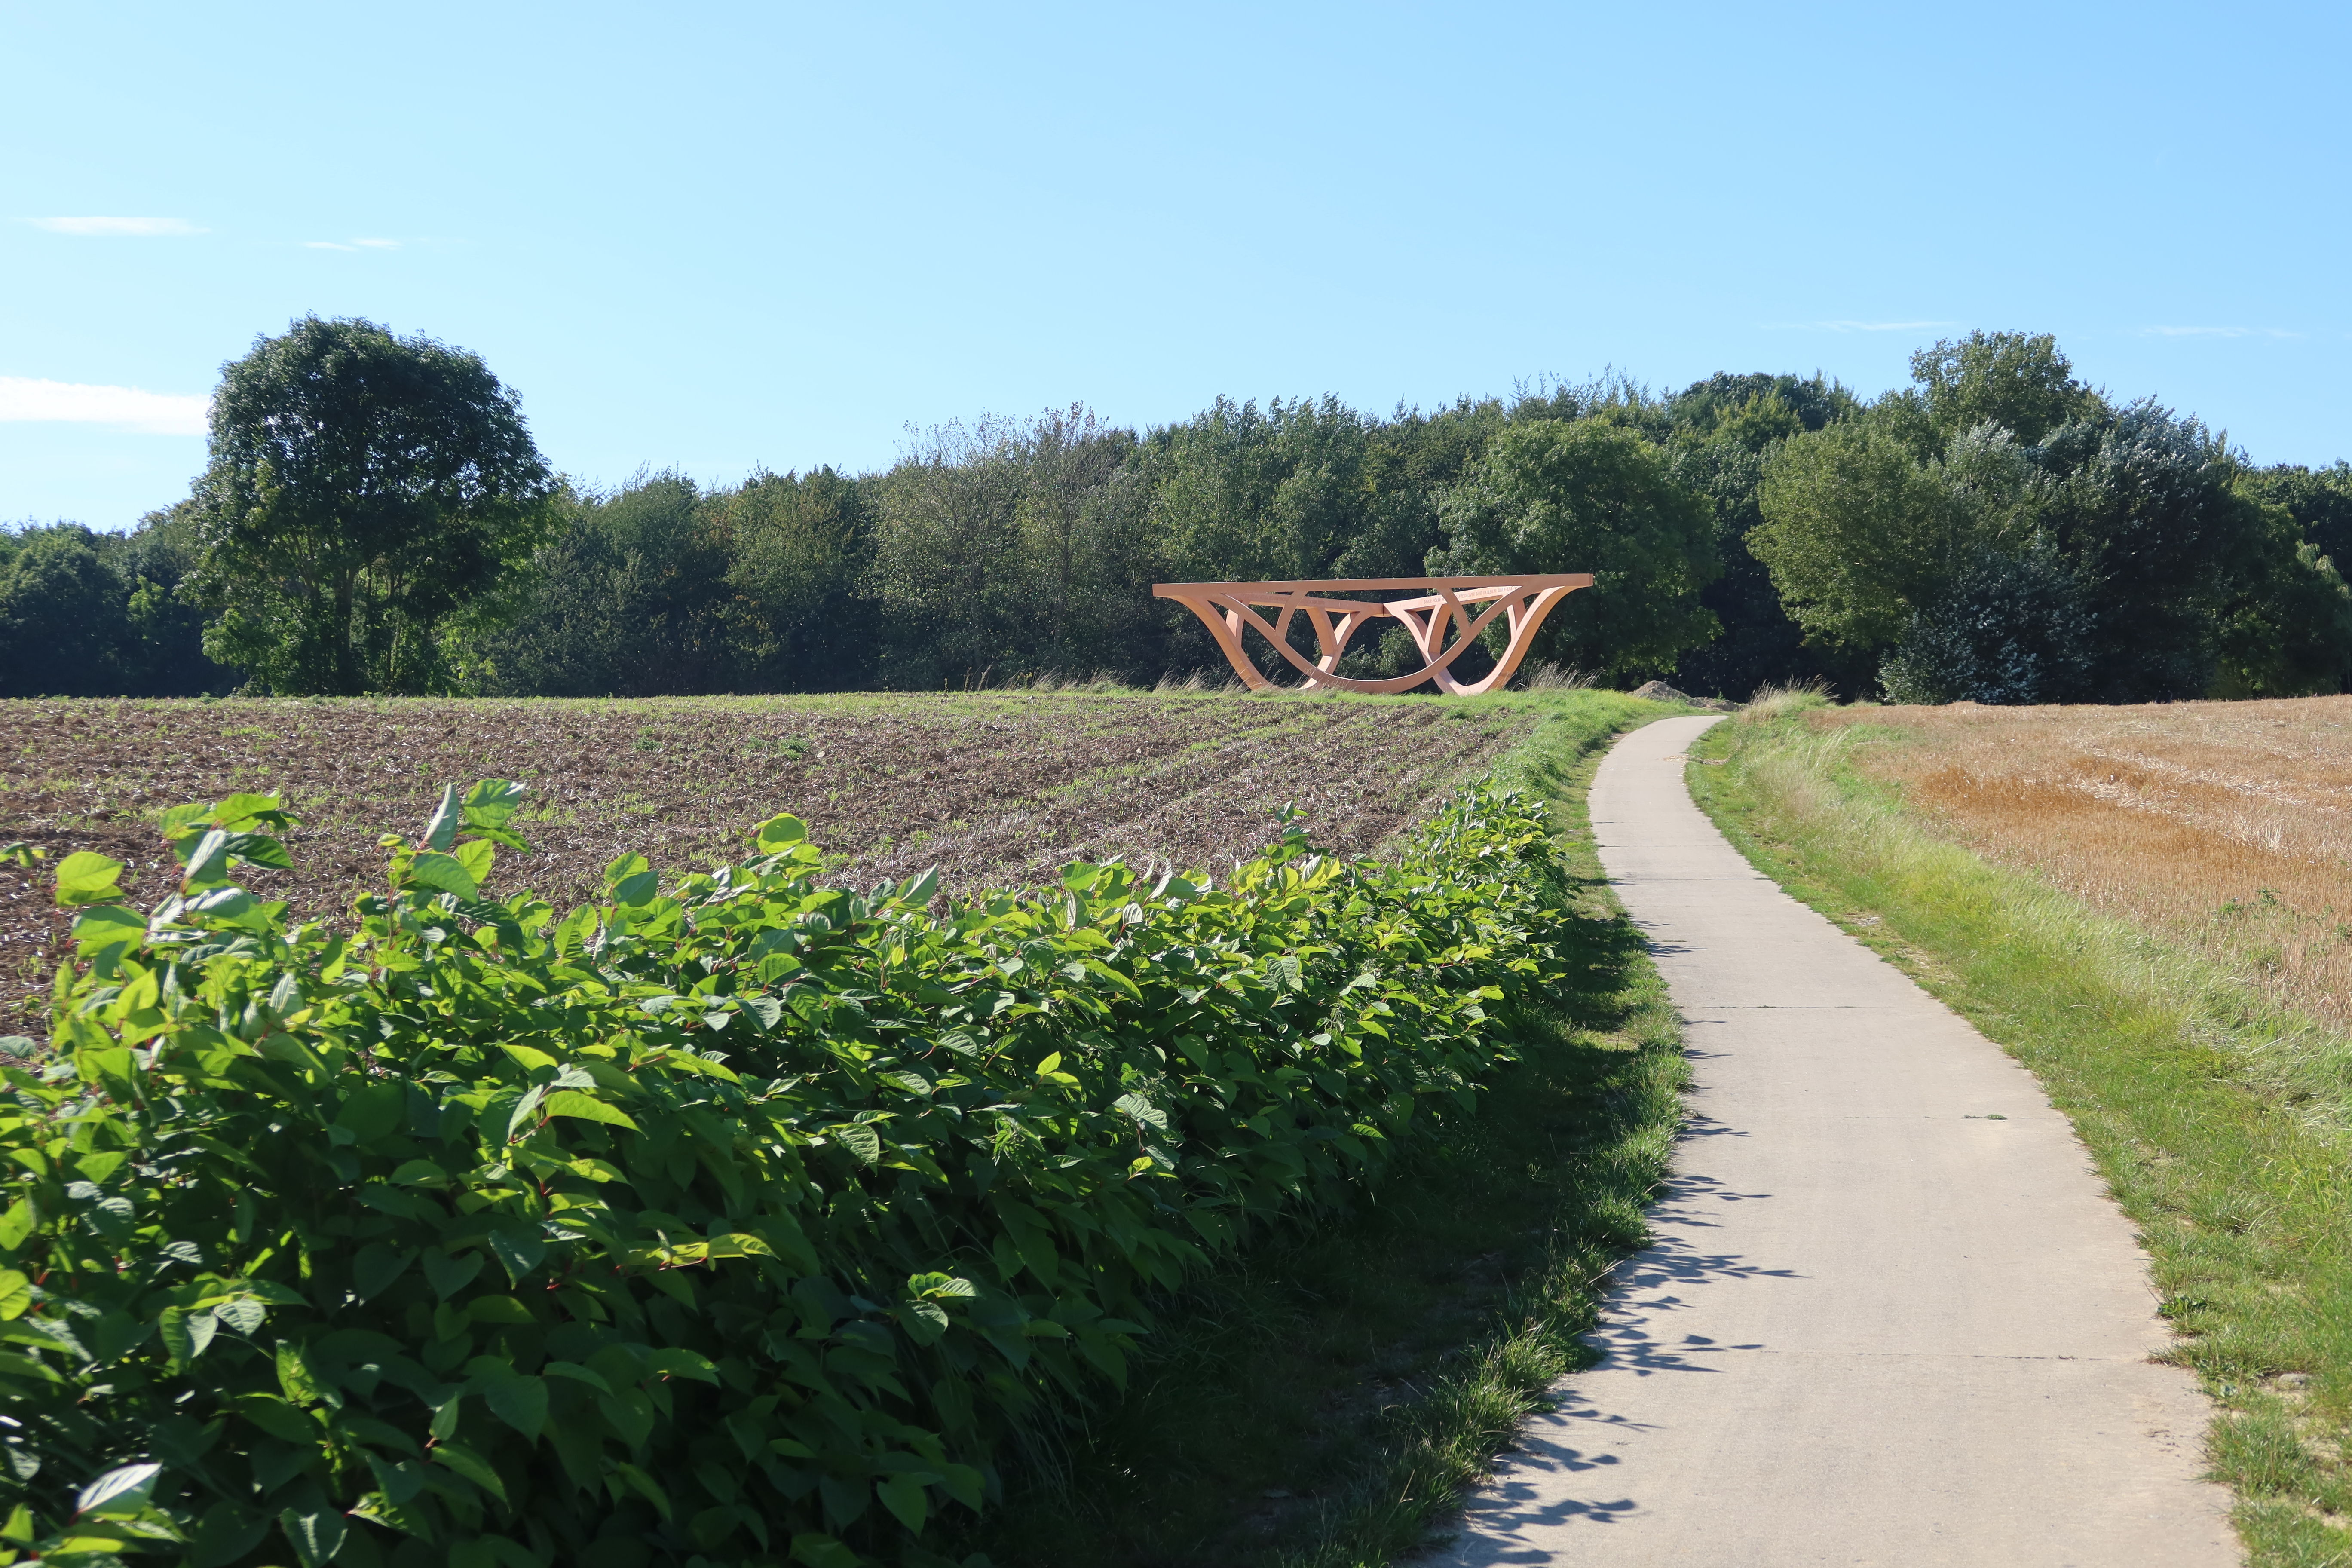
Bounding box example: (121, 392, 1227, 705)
(0, 526, 137, 696)
(0, 514, 231, 698)
(1660, 375, 1863, 698)
(192, 316, 556, 694)
(722, 466, 880, 692)
(469, 474, 738, 696)
(1432, 417, 1720, 681)
(1749, 419, 1965, 651)
(1880, 329, 2104, 456)
(1755, 354, 2352, 703)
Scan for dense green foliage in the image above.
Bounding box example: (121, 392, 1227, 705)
(1752, 332, 2352, 704)
(27, 324, 2352, 704)
(1432, 418, 1721, 680)
(0, 511, 233, 699)
(0, 769, 1571, 1567)
(188, 318, 558, 697)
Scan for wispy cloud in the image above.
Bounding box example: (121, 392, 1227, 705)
(305, 236, 401, 252)
(1761, 319, 1957, 334)
(2141, 325, 2304, 340)
(29, 216, 204, 237)
(0, 377, 208, 435)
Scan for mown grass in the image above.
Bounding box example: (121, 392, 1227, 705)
(963, 692, 1691, 1567)
(1689, 708, 2352, 1566)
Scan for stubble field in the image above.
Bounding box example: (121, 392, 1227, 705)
(1813, 694, 2352, 1033)
(0, 690, 1537, 1031)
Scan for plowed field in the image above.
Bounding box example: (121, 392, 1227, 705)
(0, 692, 1537, 1030)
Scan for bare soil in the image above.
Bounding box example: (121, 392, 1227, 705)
(0, 691, 1535, 1032)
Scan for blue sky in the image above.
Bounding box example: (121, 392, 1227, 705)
(4, 0, 2345, 530)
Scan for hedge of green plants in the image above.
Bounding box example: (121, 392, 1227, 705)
(0, 778, 1572, 1568)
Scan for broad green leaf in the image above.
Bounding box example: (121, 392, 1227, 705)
(157, 803, 212, 854)
(692, 1504, 744, 1550)
(70, 904, 145, 954)
(214, 1298, 266, 1334)
(452, 837, 496, 886)
(1113, 1092, 1169, 1133)
(460, 779, 527, 830)
(613, 1461, 672, 1518)
(542, 1359, 611, 1392)
(422, 784, 464, 851)
(406, 851, 478, 899)
(483, 1372, 548, 1440)
(276, 1504, 346, 1568)
(351, 1243, 414, 1302)
(452, 1535, 542, 1568)
(466, 1295, 536, 1324)
(224, 830, 293, 870)
(212, 792, 289, 830)
(790, 1534, 862, 1568)
(181, 829, 232, 887)
(643, 1346, 719, 1384)
(937, 1461, 986, 1510)
(489, 1228, 547, 1283)
(754, 813, 807, 849)
(429, 1440, 508, 1503)
(189, 1503, 271, 1568)
(54, 851, 125, 906)
(541, 1089, 640, 1130)
(423, 1250, 484, 1300)
(333, 1079, 406, 1143)
(158, 1305, 217, 1364)
(0, 1271, 26, 1320)
(876, 1472, 930, 1534)
(76, 1461, 161, 1516)
(276, 1339, 322, 1403)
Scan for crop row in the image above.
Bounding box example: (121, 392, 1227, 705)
(0, 771, 1573, 1567)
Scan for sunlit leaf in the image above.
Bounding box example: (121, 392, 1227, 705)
(54, 851, 126, 906)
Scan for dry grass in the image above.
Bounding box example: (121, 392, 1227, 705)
(1818, 695, 2352, 1037)
(1514, 661, 1596, 692)
(1739, 677, 1834, 724)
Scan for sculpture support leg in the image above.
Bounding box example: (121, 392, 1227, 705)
(1159, 580, 1586, 695)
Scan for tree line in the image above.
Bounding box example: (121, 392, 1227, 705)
(6, 316, 2349, 704)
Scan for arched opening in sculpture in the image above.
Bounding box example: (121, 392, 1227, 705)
(1153, 574, 1594, 695)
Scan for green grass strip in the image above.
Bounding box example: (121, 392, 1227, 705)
(971, 692, 1691, 1567)
(1689, 711, 2352, 1568)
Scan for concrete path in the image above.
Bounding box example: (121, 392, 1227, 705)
(1435, 715, 2235, 1567)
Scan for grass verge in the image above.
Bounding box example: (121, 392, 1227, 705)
(1688, 710, 2352, 1567)
(964, 692, 1691, 1567)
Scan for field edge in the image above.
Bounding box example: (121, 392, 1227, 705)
(1686, 712, 2352, 1568)
(964, 695, 1694, 1568)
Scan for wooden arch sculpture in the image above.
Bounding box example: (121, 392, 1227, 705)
(1154, 573, 1593, 695)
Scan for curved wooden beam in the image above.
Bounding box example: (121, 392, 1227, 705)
(1153, 574, 1594, 695)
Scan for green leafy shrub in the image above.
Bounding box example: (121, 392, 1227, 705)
(0, 776, 1571, 1568)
